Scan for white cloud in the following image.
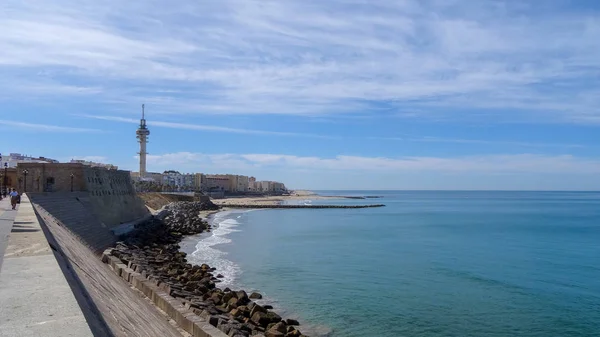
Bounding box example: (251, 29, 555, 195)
(144, 152, 600, 175)
(80, 114, 336, 138)
(2, 0, 600, 122)
(0, 119, 102, 133)
(374, 137, 587, 149)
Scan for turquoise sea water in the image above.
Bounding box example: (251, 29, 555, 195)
(188, 191, 600, 337)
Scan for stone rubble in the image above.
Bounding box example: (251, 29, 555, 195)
(106, 201, 308, 337)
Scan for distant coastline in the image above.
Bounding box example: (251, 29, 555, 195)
(210, 190, 382, 207)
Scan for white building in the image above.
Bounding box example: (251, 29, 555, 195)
(131, 171, 162, 183)
(236, 175, 249, 193)
(161, 171, 195, 190)
(0, 153, 58, 168)
(254, 180, 287, 193)
(182, 173, 195, 189)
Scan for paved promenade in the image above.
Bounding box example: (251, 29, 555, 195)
(0, 197, 18, 271)
(0, 195, 93, 337)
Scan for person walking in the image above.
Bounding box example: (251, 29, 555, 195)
(9, 188, 19, 210)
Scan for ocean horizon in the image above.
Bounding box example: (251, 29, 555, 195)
(184, 190, 600, 337)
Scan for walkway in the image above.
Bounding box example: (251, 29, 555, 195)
(0, 194, 93, 337)
(0, 197, 18, 271)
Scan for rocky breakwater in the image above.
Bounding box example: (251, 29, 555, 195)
(222, 204, 385, 209)
(103, 201, 307, 337)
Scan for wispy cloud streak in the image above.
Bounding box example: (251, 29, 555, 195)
(80, 114, 336, 138)
(374, 137, 587, 149)
(0, 119, 102, 133)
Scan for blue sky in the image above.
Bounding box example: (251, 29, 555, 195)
(1, 0, 600, 190)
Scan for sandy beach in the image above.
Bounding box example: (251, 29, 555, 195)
(210, 190, 340, 207)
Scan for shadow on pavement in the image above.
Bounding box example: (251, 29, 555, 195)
(11, 228, 40, 233)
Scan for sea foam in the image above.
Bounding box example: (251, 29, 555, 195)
(188, 211, 244, 287)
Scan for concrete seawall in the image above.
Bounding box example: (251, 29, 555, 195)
(25, 198, 231, 337)
(28, 200, 189, 336)
(0, 195, 94, 337)
(27, 191, 150, 253)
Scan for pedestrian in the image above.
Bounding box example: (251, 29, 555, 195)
(9, 188, 18, 210)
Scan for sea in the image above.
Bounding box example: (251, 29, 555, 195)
(185, 191, 600, 337)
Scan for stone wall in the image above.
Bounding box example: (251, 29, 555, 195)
(82, 167, 148, 228)
(1, 167, 17, 192)
(20, 163, 150, 252)
(16, 163, 86, 192)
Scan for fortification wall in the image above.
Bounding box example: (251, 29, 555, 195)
(16, 163, 86, 192)
(83, 168, 148, 229)
(20, 163, 150, 252)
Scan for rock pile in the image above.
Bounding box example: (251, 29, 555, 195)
(107, 201, 307, 337)
(160, 201, 220, 234)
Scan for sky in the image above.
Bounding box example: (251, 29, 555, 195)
(1, 0, 600, 190)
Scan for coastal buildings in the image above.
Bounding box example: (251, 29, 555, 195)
(253, 180, 287, 193)
(145, 172, 164, 183)
(158, 171, 196, 190)
(184, 173, 286, 194)
(0, 153, 58, 168)
(204, 174, 230, 191)
(162, 170, 184, 187)
(194, 173, 207, 191)
(125, 110, 286, 194)
(236, 175, 249, 193)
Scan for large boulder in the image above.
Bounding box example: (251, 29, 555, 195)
(250, 304, 267, 318)
(249, 292, 263, 299)
(265, 311, 282, 324)
(222, 292, 235, 304)
(270, 322, 287, 333)
(285, 319, 299, 326)
(235, 290, 249, 304)
(251, 312, 271, 327)
(285, 329, 302, 337)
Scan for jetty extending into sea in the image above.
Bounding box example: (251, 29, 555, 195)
(217, 203, 385, 209)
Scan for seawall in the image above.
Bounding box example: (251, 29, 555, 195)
(28, 198, 189, 336)
(19, 163, 150, 253)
